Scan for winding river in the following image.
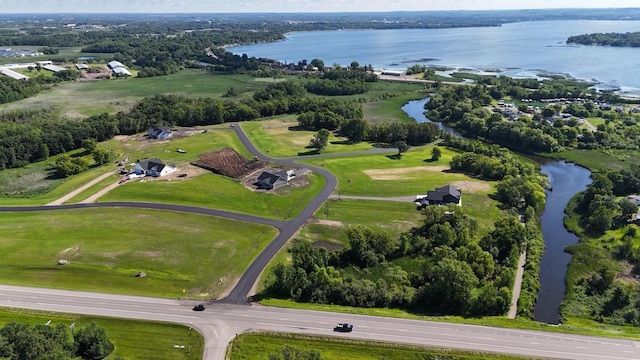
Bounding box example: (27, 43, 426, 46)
(402, 98, 592, 323)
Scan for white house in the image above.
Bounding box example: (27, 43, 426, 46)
(134, 158, 176, 177)
(147, 126, 173, 139)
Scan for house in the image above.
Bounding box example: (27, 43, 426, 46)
(627, 195, 640, 206)
(133, 158, 176, 177)
(255, 170, 295, 190)
(75, 64, 89, 70)
(107, 60, 132, 77)
(423, 184, 462, 206)
(147, 126, 173, 139)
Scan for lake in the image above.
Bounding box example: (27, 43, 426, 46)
(230, 20, 640, 96)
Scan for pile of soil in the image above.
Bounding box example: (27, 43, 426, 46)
(191, 147, 264, 178)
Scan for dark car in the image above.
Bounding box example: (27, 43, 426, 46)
(192, 304, 206, 311)
(333, 323, 353, 332)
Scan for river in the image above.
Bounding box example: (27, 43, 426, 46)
(230, 20, 640, 96)
(534, 161, 592, 324)
(402, 98, 592, 323)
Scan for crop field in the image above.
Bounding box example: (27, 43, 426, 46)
(0, 208, 277, 298)
(0, 308, 204, 360)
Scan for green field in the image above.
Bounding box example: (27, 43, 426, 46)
(228, 332, 533, 360)
(548, 148, 640, 171)
(240, 117, 375, 158)
(0, 208, 277, 298)
(0, 308, 203, 360)
(362, 91, 431, 125)
(0, 69, 269, 118)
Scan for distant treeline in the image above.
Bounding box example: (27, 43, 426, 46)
(567, 32, 640, 47)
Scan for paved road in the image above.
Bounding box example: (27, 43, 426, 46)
(1, 284, 638, 360)
(219, 124, 339, 304)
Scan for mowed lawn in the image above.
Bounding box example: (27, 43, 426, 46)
(0, 208, 277, 299)
(302, 145, 495, 197)
(240, 117, 374, 158)
(0, 308, 204, 360)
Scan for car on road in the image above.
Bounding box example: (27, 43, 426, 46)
(333, 323, 353, 332)
(192, 304, 206, 311)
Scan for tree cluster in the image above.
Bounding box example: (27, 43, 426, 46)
(568, 32, 640, 47)
(0, 321, 114, 360)
(267, 203, 542, 317)
(575, 170, 640, 234)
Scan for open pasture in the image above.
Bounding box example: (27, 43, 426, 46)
(0, 208, 277, 299)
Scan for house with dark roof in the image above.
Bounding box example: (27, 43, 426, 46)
(416, 184, 461, 208)
(133, 158, 176, 177)
(147, 126, 173, 139)
(255, 170, 295, 190)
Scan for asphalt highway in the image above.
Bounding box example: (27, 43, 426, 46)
(1, 285, 638, 360)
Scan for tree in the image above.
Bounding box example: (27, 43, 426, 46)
(424, 258, 479, 314)
(81, 138, 97, 154)
(74, 322, 115, 360)
(269, 344, 323, 360)
(431, 146, 442, 161)
(394, 141, 410, 157)
(92, 149, 114, 166)
(309, 128, 330, 152)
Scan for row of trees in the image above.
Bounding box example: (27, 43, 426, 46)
(0, 321, 114, 360)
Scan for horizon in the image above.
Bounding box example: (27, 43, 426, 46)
(1, 0, 639, 14)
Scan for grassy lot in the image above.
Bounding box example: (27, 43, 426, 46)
(240, 117, 374, 158)
(545, 148, 640, 171)
(363, 91, 431, 125)
(0, 208, 277, 299)
(302, 145, 493, 196)
(0, 155, 113, 206)
(0, 308, 203, 360)
(229, 332, 534, 360)
(0, 70, 267, 118)
(100, 170, 324, 220)
(301, 146, 500, 230)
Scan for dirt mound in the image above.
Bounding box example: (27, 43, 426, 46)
(191, 147, 264, 178)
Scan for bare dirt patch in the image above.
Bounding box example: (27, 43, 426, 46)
(363, 166, 450, 180)
(449, 180, 491, 193)
(191, 147, 265, 178)
(78, 66, 110, 81)
(309, 218, 344, 227)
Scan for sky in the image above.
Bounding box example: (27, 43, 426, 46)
(1, 0, 639, 14)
